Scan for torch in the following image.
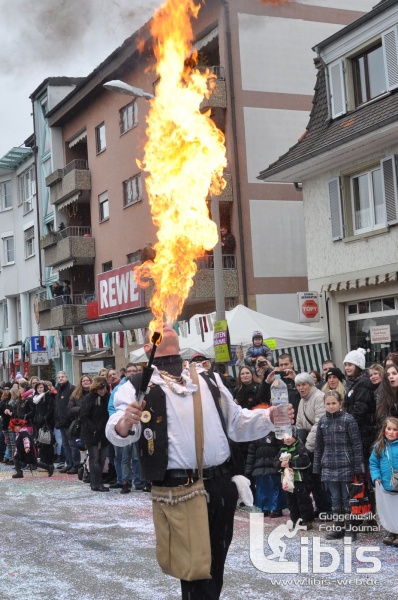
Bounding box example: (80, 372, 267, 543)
(128, 330, 162, 435)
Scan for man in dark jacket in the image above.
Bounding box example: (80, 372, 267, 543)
(54, 371, 78, 474)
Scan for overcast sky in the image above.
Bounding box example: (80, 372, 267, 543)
(0, 0, 162, 159)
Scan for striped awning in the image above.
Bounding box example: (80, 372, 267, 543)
(321, 272, 397, 293)
(274, 343, 331, 374)
(229, 342, 331, 377)
(68, 129, 87, 148)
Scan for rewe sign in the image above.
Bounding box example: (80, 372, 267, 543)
(98, 264, 142, 317)
(297, 291, 320, 323)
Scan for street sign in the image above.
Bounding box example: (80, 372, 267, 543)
(297, 292, 320, 323)
(30, 352, 49, 365)
(31, 336, 45, 352)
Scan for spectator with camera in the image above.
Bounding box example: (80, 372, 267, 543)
(266, 353, 301, 420)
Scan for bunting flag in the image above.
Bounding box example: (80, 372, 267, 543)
(207, 314, 214, 331)
(127, 330, 133, 345)
(67, 336, 72, 350)
(98, 334, 103, 348)
(78, 336, 84, 351)
(173, 322, 180, 335)
(119, 331, 124, 348)
(202, 316, 208, 333)
(124, 331, 129, 359)
(104, 333, 110, 348)
(199, 317, 205, 342)
(195, 318, 201, 335)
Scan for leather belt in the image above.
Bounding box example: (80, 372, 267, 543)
(165, 460, 231, 481)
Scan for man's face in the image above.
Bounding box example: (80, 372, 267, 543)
(58, 373, 68, 385)
(220, 227, 227, 236)
(107, 370, 118, 383)
(322, 362, 334, 378)
(279, 357, 294, 371)
(126, 366, 138, 377)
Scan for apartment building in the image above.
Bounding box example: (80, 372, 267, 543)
(259, 0, 398, 367)
(0, 143, 39, 381)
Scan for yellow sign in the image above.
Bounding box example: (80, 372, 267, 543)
(264, 338, 277, 350)
(213, 320, 230, 362)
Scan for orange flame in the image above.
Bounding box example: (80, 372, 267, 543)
(135, 0, 226, 335)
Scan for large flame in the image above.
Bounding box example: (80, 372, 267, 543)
(135, 0, 226, 335)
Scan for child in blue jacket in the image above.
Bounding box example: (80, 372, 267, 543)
(369, 417, 398, 546)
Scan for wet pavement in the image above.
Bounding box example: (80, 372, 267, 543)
(0, 463, 397, 600)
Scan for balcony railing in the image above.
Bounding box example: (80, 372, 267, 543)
(63, 159, 88, 175)
(197, 65, 225, 80)
(196, 254, 236, 270)
(56, 226, 92, 241)
(39, 290, 95, 308)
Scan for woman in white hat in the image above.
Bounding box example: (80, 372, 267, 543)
(343, 348, 376, 463)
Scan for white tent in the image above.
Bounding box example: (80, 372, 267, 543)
(130, 305, 329, 371)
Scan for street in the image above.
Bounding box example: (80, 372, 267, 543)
(0, 464, 397, 600)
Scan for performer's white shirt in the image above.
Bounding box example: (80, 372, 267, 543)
(106, 364, 274, 470)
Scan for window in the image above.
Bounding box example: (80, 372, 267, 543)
(127, 250, 141, 264)
(3, 236, 15, 264)
(329, 27, 398, 118)
(3, 303, 8, 331)
(24, 226, 35, 259)
(120, 100, 138, 134)
(351, 167, 385, 233)
(19, 166, 35, 214)
(16, 298, 21, 330)
(99, 191, 109, 222)
(95, 123, 106, 153)
(352, 44, 387, 106)
(328, 155, 398, 240)
(102, 261, 112, 272)
(123, 174, 142, 207)
(0, 180, 12, 210)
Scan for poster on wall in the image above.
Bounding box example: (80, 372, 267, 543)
(370, 324, 391, 344)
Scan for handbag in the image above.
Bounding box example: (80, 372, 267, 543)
(348, 475, 371, 515)
(151, 364, 212, 581)
(68, 418, 81, 439)
(386, 446, 398, 491)
(37, 427, 52, 445)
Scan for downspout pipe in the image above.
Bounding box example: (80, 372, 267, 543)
(31, 96, 47, 290)
(222, 0, 248, 307)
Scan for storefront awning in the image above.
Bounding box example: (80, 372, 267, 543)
(321, 272, 397, 293)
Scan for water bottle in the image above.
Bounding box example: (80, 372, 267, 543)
(271, 374, 292, 440)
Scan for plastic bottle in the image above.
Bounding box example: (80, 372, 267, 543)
(271, 374, 292, 440)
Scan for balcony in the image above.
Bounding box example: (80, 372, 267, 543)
(199, 66, 227, 110)
(38, 291, 95, 330)
(45, 159, 91, 208)
(189, 254, 239, 300)
(40, 226, 95, 269)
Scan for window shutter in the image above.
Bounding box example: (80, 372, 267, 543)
(381, 155, 398, 225)
(382, 28, 398, 91)
(328, 177, 344, 240)
(329, 60, 346, 118)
